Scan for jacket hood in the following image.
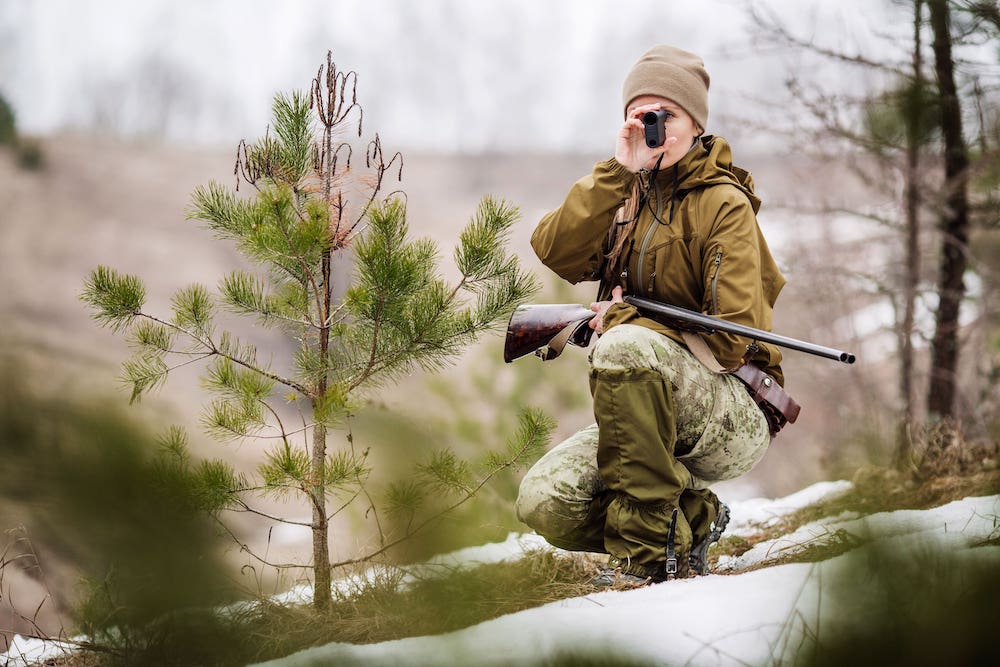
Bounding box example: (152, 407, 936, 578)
(658, 135, 761, 214)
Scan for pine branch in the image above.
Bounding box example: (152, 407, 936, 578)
(266, 195, 327, 321)
(122, 351, 213, 404)
(259, 443, 308, 487)
(186, 181, 257, 241)
(218, 271, 313, 328)
(201, 397, 267, 441)
(81, 266, 147, 332)
(272, 91, 313, 184)
(127, 319, 175, 353)
(211, 517, 310, 571)
(230, 498, 314, 528)
(415, 448, 474, 495)
(137, 312, 313, 397)
(342, 196, 536, 391)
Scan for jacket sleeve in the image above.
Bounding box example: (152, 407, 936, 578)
(530, 158, 635, 284)
(698, 187, 783, 371)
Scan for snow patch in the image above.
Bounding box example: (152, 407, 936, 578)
(724, 480, 853, 537)
(1, 635, 78, 667)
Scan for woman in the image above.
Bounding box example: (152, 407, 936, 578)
(516, 45, 794, 586)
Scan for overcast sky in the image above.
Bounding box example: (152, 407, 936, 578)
(1, 0, 919, 153)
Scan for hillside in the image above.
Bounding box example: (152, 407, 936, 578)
(4, 480, 998, 666)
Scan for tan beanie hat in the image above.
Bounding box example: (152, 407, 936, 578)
(622, 45, 710, 131)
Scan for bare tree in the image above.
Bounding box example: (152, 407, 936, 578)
(748, 1, 935, 466)
(895, 0, 927, 466)
(926, 0, 971, 420)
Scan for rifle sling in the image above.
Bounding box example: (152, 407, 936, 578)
(541, 318, 592, 361)
(680, 332, 800, 437)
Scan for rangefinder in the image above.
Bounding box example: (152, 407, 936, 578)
(642, 109, 669, 148)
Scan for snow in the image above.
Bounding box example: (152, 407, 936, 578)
(723, 480, 853, 537)
(3, 481, 998, 667)
(1, 635, 78, 667)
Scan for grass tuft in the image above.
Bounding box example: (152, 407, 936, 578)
(239, 549, 598, 660)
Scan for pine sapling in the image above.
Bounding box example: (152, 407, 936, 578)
(81, 53, 549, 611)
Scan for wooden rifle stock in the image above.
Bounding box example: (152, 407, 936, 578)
(503, 296, 856, 364)
(503, 304, 595, 362)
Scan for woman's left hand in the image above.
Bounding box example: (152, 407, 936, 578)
(589, 285, 625, 334)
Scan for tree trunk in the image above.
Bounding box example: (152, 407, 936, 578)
(311, 246, 333, 611)
(894, 0, 924, 468)
(311, 421, 331, 610)
(926, 0, 970, 421)
(311, 75, 337, 610)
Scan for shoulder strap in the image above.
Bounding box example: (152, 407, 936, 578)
(680, 331, 800, 435)
(680, 331, 727, 373)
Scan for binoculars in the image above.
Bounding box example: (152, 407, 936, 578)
(642, 109, 669, 148)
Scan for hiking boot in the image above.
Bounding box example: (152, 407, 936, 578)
(688, 502, 730, 575)
(590, 555, 681, 589)
(589, 567, 653, 589)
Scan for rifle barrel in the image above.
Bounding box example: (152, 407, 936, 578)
(624, 296, 856, 364)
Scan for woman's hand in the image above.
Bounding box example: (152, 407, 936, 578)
(589, 285, 625, 334)
(614, 103, 678, 173)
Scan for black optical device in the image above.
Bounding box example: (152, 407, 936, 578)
(642, 109, 669, 148)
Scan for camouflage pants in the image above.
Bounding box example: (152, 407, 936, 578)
(516, 324, 770, 573)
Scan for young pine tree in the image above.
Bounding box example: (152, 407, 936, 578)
(81, 54, 549, 610)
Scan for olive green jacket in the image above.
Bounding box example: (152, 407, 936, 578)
(531, 135, 786, 384)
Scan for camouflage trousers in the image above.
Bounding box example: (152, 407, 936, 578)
(516, 324, 770, 575)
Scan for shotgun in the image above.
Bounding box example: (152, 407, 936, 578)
(503, 296, 856, 364)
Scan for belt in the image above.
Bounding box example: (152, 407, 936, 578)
(732, 363, 801, 437)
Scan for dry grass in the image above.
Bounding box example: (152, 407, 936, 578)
(49, 550, 602, 666)
(243, 550, 599, 652)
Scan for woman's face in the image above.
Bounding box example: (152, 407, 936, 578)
(627, 94, 701, 169)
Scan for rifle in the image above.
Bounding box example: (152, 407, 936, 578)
(503, 295, 856, 365)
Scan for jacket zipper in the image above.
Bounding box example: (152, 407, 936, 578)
(710, 251, 723, 314)
(635, 180, 663, 294)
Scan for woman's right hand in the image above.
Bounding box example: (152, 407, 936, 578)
(614, 103, 677, 173)
(589, 285, 625, 334)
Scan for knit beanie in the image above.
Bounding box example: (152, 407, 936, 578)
(622, 45, 710, 131)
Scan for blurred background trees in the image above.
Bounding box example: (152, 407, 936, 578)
(749, 0, 1000, 468)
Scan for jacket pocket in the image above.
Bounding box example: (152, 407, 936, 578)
(648, 236, 699, 302)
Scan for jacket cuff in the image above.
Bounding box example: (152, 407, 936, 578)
(597, 157, 636, 186)
(602, 302, 640, 331)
